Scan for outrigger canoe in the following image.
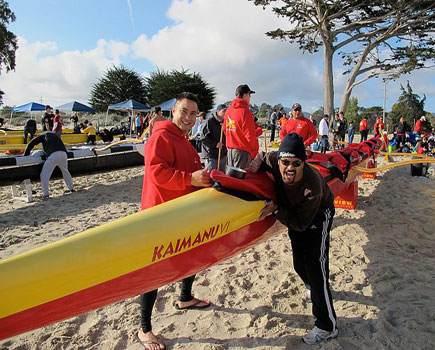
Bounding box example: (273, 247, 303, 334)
(0, 137, 382, 340)
(0, 142, 145, 186)
(0, 132, 102, 147)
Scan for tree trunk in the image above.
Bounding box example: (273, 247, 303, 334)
(339, 82, 353, 114)
(339, 46, 371, 113)
(323, 41, 335, 118)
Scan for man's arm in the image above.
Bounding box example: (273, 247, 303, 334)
(280, 119, 289, 140)
(242, 111, 259, 157)
(305, 121, 319, 145)
(23, 134, 43, 156)
(200, 120, 217, 149)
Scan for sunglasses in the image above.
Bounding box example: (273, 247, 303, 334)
(293, 108, 302, 112)
(279, 159, 303, 168)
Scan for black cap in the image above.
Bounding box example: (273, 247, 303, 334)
(235, 84, 255, 97)
(278, 132, 306, 161)
(291, 103, 302, 111)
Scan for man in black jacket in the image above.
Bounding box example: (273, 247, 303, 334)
(250, 133, 338, 345)
(24, 131, 75, 198)
(41, 105, 54, 132)
(200, 104, 227, 170)
(338, 112, 347, 147)
(394, 117, 411, 149)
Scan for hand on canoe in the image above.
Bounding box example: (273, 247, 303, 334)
(191, 167, 212, 187)
(249, 153, 263, 173)
(257, 200, 277, 221)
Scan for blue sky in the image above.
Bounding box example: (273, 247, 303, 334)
(2, 0, 434, 113)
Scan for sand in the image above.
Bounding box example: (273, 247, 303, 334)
(1, 155, 435, 350)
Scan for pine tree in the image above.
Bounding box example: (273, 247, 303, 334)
(145, 68, 216, 113)
(89, 65, 147, 112)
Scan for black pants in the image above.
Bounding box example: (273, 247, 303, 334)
(288, 207, 337, 332)
(87, 135, 96, 145)
(396, 134, 406, 149)
(270, 124, 276, 142)
(24, 127, 35, 144)
(360, 130, 368, 142)
(140, 275, 195, 333)
(136, 125, 142, 137)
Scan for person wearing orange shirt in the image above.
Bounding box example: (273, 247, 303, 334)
(279, 114, 289, 129)
(280, 103, 318, 147)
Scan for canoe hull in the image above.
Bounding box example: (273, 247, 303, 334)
(0, 216, 275, 340)
(0, 187, 274, 340)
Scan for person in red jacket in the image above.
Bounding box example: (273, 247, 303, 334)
(224, 84, 259, 169)
(414, 116, 426, 136)
(280, 103, 318, 147)
(373, 118, 384, 137)
(359, 117, 368, 141)
(138, 92, 211, 350)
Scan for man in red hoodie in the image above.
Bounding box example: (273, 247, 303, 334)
(414, 116, 426, 136)
(280, 103, 318, 147)
(224, 84, 259, 169)
(138, 92, 211, 350)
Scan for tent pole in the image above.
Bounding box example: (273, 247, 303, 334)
(9, 108, 14, 125)
(105, 109, 109, 128)
(130, 110, 133, 138)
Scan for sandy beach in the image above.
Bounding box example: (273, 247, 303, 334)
(1, 153, 435, 349)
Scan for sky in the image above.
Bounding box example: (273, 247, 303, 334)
(1, 0, 434, 113)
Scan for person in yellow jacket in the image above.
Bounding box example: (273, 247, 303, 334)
(81, 120, 97, 145)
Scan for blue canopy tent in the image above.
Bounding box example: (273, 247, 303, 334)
(155, 98, 176, 112)
(105, 99, 151, 137)
(56, 101, 95, 113)
(10, 102, 47, 124)
(152, 98, 177, 122)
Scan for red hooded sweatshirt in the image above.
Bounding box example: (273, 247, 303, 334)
(280, 116, 318, 146)
(141, 120, 201, 210)
(359, 118, 367, 131)
(414, 119, 423, 133)
(223, 98, 259, 159)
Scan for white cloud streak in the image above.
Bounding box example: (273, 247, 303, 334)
(126, 0, 135, 30)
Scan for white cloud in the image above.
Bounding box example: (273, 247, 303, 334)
(131, 0, 325, 111)
(0, 37, 128, 107)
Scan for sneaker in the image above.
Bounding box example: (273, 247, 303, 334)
(42, 195, 49, 200)
(302, 326, 338, 345)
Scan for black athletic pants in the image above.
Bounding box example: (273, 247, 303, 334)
(140, 275, 195, 333)
(288, 207, 337, 332)
(270, 124, 276, 142)
(360, 130, 368, 142)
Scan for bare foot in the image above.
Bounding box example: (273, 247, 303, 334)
(137, 330, 165, 350)
(176, 297, 211, 310)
